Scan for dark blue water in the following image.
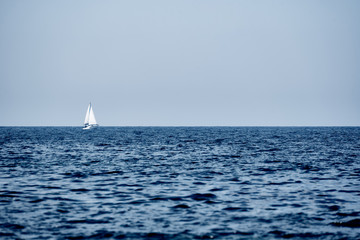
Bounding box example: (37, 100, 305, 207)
(0, 127, 359, 239)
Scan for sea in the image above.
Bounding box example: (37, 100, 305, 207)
(0, 127, 359, 240)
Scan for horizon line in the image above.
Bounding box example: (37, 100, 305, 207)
(0, 125, 359, 128)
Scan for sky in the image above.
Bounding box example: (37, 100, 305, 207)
(0, 0, 359, 126)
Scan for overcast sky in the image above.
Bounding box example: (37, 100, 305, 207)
(1, 0, 359, 126)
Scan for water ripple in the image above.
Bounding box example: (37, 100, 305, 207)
(0, 127, 359, 239)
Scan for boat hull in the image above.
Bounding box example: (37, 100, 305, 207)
(83, 124, 98, 130)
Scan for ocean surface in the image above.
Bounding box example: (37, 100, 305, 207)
(0, 127, 360, 239)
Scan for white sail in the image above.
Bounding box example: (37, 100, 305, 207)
(88, 105, 97, 125)
(83, 103, 98, 129)
(84, 104, 90, 125)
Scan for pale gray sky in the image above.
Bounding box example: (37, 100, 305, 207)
(1, 0, 359, 126)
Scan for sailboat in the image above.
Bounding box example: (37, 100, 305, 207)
(83, 103, 98, 130)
